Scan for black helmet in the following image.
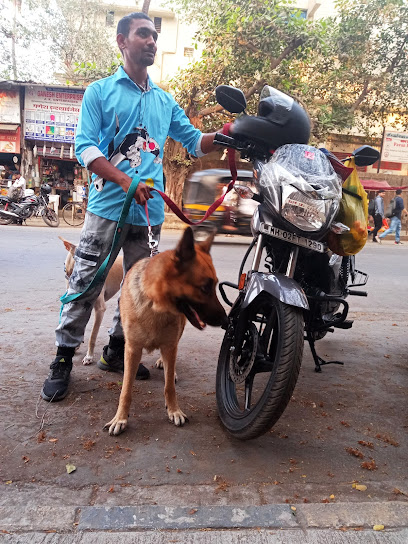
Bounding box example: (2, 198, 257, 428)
(232, 85, 310, 150)
(41, 183, 52, 194)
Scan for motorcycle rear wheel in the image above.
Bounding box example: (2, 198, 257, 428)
(216, 294, 304, 440)
(0, 204, 13, 225)
(42, 207, 60, 227)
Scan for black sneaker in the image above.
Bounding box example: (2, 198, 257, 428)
(41, 356, 73, 401)
(97, 345, 150, 380)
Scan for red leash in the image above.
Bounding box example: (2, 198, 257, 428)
(150, 124, 237, 227)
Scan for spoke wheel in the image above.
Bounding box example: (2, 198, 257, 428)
(216, 294, 304, 440)
(62, 202, 85, 227)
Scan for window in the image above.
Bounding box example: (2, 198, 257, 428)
(184, 47, 194, 58)
(106, 11, 114, 27)
(154, 17, 162, 33)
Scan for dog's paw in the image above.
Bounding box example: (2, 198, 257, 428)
(103, 417, 128, 436)
(155, 357, 163, 369)
(167, 408, 188, 427)
(82, 354, 94, 365)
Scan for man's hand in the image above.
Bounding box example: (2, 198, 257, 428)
(134, 182, 153, 205)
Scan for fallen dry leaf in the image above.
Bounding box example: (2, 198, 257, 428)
(358, 441, 374, 449)
(66, 464, 76, 474)
(189, 509, 198, 515)
(49, 438, 58, 443)
(341, 421, 350, 427)
(108, 486, 114, 493)
(361, 460, 377, 471)
(353, 484, 367, 491)
(345, 447, 364, 459)
(373, 525, 384, 531)
(22, 456, 29, 464)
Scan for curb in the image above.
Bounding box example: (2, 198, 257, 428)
(1, 502, 407, 533)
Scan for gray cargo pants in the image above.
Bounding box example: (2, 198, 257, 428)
(56, 211, 161, 348)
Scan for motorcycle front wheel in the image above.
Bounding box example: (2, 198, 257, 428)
(216, 294, 304, 440)
(42, 207, 60, 227)
(0, 203, 13, 225)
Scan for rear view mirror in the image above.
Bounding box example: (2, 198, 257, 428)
(215, 85, 247, 114)
(352, 145, 380, 167)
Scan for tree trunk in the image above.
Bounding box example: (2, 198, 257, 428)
(141, 0, 151, 14)
(162, 139, 196, 211)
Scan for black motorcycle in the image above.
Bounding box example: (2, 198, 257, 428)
(213, 85, 380, 440)
(0, 184, 59, 227)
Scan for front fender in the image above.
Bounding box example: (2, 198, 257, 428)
(242, 272, 309, 310)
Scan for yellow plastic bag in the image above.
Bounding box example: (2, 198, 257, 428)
(327, 157, 368, 256)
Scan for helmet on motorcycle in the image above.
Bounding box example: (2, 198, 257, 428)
(232, 86, 311, 150)
(41, 184, 52, 194)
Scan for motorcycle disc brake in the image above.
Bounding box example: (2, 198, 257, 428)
(229, 323, 258, 384)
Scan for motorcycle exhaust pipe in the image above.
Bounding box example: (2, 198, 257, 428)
(0, 210, 20, 219)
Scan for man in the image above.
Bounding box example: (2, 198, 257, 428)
(372, 190, 385, 243)
(41, 12, 220, 402)
(8, 173, 26, 200)
(379, 189, 407, 245)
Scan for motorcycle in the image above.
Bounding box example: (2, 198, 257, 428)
(0, 184, 59, 227)
(213, 85, 380, 440)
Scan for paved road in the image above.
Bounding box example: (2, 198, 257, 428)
(0, 223, 407, 538)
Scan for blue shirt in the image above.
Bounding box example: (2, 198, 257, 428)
(75, 66, 202, 226)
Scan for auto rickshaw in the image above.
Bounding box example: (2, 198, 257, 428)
(182, 168, 259, 238)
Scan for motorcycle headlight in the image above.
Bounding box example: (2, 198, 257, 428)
(281, 187, 328, 232)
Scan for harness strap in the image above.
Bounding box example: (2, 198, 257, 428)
(60, 176, 140, 305)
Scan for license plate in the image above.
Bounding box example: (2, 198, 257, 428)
(260, 222, 325, 253)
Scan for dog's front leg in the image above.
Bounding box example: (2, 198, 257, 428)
(104, 345, 142, 436)
(83, 291, 106, 365)
(160, 345, 187, 426)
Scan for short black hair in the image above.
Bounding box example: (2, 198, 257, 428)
(396, 188, 402, 195)
(117, 12, 153, 37)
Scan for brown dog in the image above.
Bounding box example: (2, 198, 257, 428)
(59, 236, 123, 365)
(104, 227, 227, 436)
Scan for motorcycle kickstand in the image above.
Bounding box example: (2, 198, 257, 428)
(306, 333, 344, 373)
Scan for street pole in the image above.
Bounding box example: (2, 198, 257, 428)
(377, 126, 386, 174)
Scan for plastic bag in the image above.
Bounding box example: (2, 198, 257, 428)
(327, 157, 368, 256)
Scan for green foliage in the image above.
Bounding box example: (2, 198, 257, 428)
(167, 0, 408, 139)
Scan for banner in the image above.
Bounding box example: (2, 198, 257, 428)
(0, 127, 20, 153)
(381, 130, 408, 163)
(0, 90, 20, 124)
(24, 86, 84, 144)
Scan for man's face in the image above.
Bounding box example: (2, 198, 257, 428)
(118, 19, 158, 67)
(379, 191, 385, 197)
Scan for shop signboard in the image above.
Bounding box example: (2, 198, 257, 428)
(0, 126, 20, 153)
(24, 86, 84, 144)
(381, 129, 408, 163)
(0, 90, 20, 124)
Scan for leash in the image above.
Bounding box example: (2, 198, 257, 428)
(60, 176, 140, 305)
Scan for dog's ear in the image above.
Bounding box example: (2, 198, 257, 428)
(197, 230, 216, 254)
(175, 227, 196, 268)
(59, 236, 76, 255)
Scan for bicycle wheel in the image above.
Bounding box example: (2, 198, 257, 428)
(62, 202, 85, 227)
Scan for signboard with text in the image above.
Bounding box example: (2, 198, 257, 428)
(24, 86, 84, 144)
(0, 127, 20, 153)
(0, 90, 20, 124)
(382, 130, 408, 163)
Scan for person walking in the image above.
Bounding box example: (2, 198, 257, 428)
(41, 12, 220, 402)
(372, 190, 385, 243)
(379, 189, 407, 244)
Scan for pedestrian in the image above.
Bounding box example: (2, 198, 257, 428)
(372, 190, 385, 243)
(41, 12, 220, 402)
(7, 173, 26, 201)
(378, 189, 407, 245)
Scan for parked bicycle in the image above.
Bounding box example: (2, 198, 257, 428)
(62, 197, 87, 227)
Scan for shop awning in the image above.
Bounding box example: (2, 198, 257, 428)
(360, 179, 408, 191)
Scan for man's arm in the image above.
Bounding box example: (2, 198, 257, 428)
(200, 132, 219, 155)
(88, 157, 152, 206)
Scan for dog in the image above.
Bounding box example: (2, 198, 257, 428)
(104, 226, 227, 436)
(59, 236, 123, 365)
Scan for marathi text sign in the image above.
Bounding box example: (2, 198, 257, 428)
(0, 90, 20, 124)
(0, 127, 20, 153)
(24, 86, 84, 144)
(382, 130, 408, 163)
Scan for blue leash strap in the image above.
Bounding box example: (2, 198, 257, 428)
(60, 176, 140, 306)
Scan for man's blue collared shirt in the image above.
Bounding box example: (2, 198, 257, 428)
(75, 66, 202, 226)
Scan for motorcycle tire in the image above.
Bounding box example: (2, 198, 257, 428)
(0, 204, 13, 225)
(216, 293, 304, 440)
(42, 207, 60, 227)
